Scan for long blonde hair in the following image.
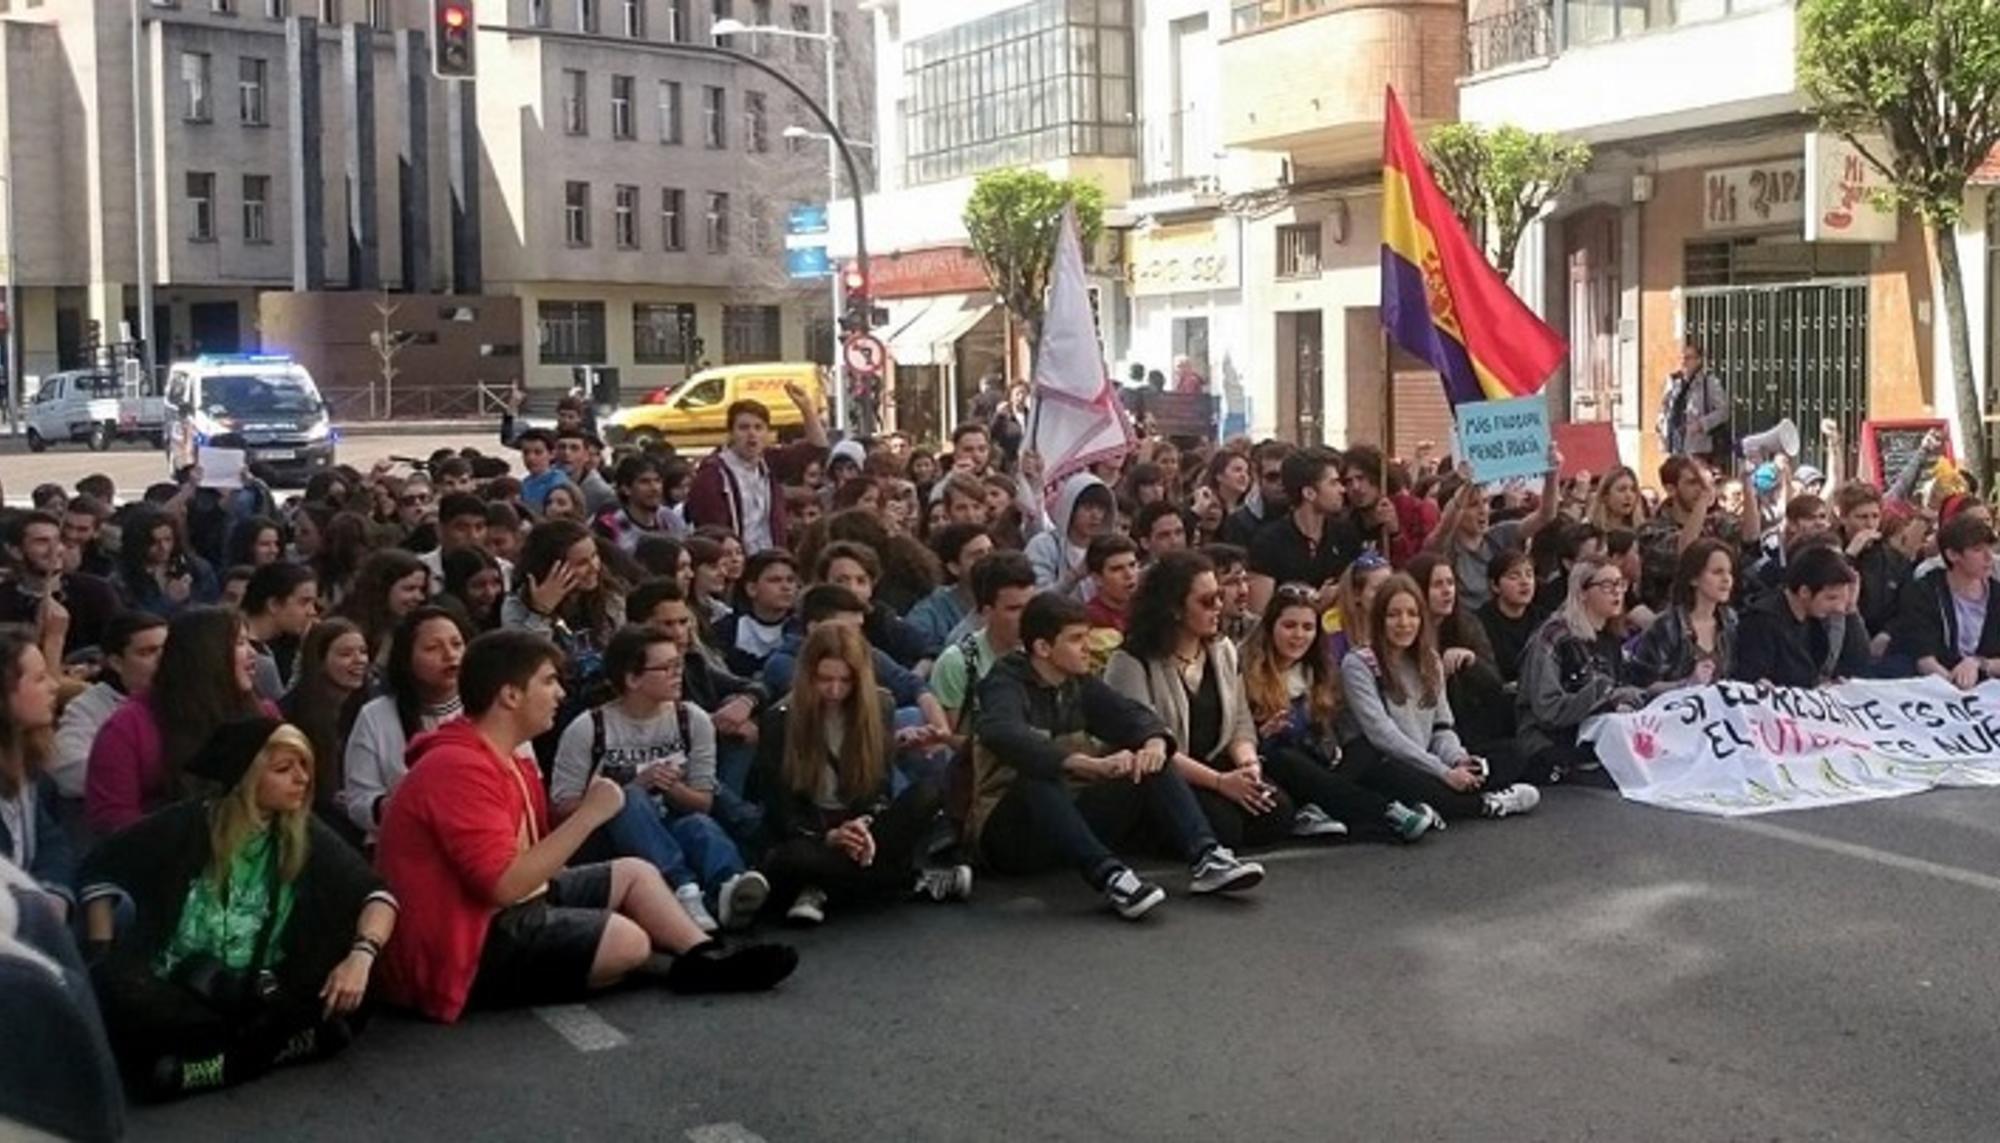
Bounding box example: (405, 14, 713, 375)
(1587, 466, 1649, 533)
(1557, 557, 1618, 642)
(208, 724, 313, 890)
(782, 625, 887, 802)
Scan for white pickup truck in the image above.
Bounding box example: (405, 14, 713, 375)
(24, 369, 169, 452)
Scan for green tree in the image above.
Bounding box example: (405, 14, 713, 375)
(1800, 0, 2000, 475)
(962, 170, 1107, 346)
(1424, 124, 1591, 279)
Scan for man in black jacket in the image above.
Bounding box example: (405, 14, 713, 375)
(1891, 514, 2000, 690)
(1734, 542, 1869, 689)
(969, 593, 1264, 921)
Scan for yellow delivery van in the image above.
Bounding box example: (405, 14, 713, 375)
(604, 363, 829, 450)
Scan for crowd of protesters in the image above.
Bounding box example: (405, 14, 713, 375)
(0, 359, 1980, 1138)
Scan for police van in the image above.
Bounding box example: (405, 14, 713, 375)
(163, 354, 336, 486)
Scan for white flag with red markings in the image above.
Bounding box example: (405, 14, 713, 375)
(1026, 203, 1132, 501)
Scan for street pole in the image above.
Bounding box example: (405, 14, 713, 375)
(130, 0, 156, 385)
(822, 0, 846, 433)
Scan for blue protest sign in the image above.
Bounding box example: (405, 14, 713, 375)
(1454, 395, 1552, 484)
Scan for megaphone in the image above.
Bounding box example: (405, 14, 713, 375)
(1740, 417, 1800, 463)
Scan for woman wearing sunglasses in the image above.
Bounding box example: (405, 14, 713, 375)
(1106, 551, 1351, 848)
(1517, 557, 1647, 784)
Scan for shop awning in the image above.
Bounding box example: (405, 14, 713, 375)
(883, 295, 996, 367)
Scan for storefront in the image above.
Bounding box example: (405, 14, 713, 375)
(1124, 215, 1248, 437)
(867, 246, 1007, 445)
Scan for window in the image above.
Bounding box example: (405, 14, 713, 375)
(318, 0, 338, 19)
(705, 191, 730, 253)
(211, 0, 236, 12)
(1276, 223, 1322, 279)
(634, 302, 698, 364)
(563, 69, 588, 134)
(242, 175, 270, 243)
(751, 0, 772, 54)
(181, 52, 212, 122)
(621, 0, 644, 36)
(723, 305, 782, 363)
(366, 0, 387, 28)
(746, 197, 770, 254)
(529, 0, 549, 26)
(657, 81, 683, 143)
(264, 0, 286, 17)
(702, 86, 725, 149)
(711, 0, 732, 46)
(660, 187, 685, 250)
(898, 0, 1137, 186)
(539, 301, 607, 364)
(238, 57, 268, 125)
(744, 90, 768, 153)
(564, 181, 591, 246)
(611, 75, 635, 139)
(187, 172, 216, 241)
(664, 0, 687, 41)
(614, 185, 640, 248)
(790, 4, 812, 60)
(576, 0, 599, 33)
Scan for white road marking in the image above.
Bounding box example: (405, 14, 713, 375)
(1721, 817, 2000, 895)
(686, 1123, 771, 1143)
(532, 1004, 629, 1052)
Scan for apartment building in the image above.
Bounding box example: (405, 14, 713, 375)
(0, 0, 868, 409)
(824, 0, 1138, 443)
(1459, 0, 1953, 474)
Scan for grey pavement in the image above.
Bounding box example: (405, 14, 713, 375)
(128, 787, 2000, 1142)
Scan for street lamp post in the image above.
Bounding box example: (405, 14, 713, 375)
(711, 4, 851, 432)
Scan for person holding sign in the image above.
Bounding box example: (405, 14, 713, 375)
(1516, 558, 1646, 784)
(1424, 444, 1562, 613)
(1891, 515, 2000, 691)
(1733, 542, 1868, 690)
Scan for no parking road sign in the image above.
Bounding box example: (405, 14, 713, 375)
(844, 334, 887, 377)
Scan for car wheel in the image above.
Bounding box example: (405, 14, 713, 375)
(25, 429, 46, 453)
(632, 428, 663, 450)
(87, 423, 111, 451)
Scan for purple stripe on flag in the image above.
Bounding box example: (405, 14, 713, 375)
(1381, 247, 1486, 406)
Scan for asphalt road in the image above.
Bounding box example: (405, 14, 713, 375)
(126, 786, 2000, 1142)
(0, 428, 509, 503)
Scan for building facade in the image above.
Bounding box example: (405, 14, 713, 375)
(1459, 0, 1941, 477)
(0, 0, 868, 413)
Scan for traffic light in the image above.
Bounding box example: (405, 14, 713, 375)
(432, 0, 475, 79)
(841, 263, 866, 296)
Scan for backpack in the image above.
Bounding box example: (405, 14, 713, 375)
(943, 631, 987, 830)
(582, 702, 694, 787)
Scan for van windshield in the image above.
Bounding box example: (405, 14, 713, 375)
(202, 373, 323, 417)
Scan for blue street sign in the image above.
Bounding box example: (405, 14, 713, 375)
(787, 204, 829, 236)
(787, 246, 831, 279)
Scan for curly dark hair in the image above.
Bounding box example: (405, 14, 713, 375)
(1121, 549, 1216, 662)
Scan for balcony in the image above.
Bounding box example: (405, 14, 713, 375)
(1220, 0, 1462, 171)
(1465, 3, 1554, 74)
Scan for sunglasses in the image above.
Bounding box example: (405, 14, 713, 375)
(400, 493, 433, 507)
(1191, 592, 1222, 610)
(1274, 582, 1318, 604)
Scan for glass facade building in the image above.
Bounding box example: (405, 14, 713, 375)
(900, 0, 1135, 187)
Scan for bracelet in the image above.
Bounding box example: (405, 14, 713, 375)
(351, 936, 382, 958)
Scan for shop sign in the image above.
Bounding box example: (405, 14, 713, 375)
(1126, 219, 1239, 297)
(1703, 159, 1806, 233)
(1804, 133, 1898, 244)
(867, 246, 992, 299)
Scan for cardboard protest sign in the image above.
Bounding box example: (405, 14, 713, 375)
(1454, 395, 1551, 484)
(1581, 678, 2000, 817)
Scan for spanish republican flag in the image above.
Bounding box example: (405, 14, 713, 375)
(1380, 87, 1566, 405)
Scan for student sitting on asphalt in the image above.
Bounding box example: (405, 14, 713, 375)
(1735, 539, 1870, 690)
(1516, 557, 1647, 782)
(968, 592, 1265, 921)
(1890, 514, 2000, 691)
(373, 630, 797, 1024)
(752, 624, 970, 926)
(550, 626, 769, 934)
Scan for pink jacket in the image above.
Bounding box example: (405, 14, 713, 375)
(85, 693, 281, 836)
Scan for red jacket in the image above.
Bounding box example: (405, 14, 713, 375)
(684, 440, 826, 550)
(374, 720, 550, 1023)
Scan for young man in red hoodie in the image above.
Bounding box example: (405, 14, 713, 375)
(374, 629, 797, 1023)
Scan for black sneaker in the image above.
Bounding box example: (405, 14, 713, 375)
(1101, 867, 1167, 920)
(662, 940, 800, 994)
(1189, 846, 1265, 894)
(912, 864, 974, 902)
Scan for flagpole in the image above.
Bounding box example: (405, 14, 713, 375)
(1380, 325, 1395, 474)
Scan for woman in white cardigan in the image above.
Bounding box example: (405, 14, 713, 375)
(1104, 550, 1346, 849)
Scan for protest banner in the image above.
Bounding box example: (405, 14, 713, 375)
(1454, 395, 1552, 484)
(1580, 677, 2000, 817)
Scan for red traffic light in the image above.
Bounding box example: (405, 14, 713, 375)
(841, 264, 865, 293)
(433, 0, 476, 78)
(442, 4, 468, 26)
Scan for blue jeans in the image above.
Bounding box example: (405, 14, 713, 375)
(894, 706, 951, 794)
(587, 787, 746, 892)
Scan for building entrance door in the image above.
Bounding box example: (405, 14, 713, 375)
(1276, 310, 1323, 444)
(1683, 280, 1868, 472)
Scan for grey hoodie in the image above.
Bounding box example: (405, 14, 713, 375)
(1024, 472, 1113, 598)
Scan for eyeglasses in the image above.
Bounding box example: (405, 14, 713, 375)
(1589, 578, 1627, 593)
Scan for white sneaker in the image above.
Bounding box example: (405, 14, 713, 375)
(912, 864, 974, 902)
(717, 871, 770, 931)
(786, 886, 828, 926)
(1291, 802, 1349, 839)
(1189, 846, 1265, 894)
(1481, 783, 1542, 819)
(675, 882, 719, 933)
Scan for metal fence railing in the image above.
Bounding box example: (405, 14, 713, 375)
(1466, 3, 1555, 74)
(319, 382, 513, 423)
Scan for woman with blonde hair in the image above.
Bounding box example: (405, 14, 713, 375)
(1517, 557, 1647, 784)
(752, 623, 964, 926)
(1338, 575, 1540, 822)
(1587, 465, 1650, 534)
(79, 718, 397, 1100)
